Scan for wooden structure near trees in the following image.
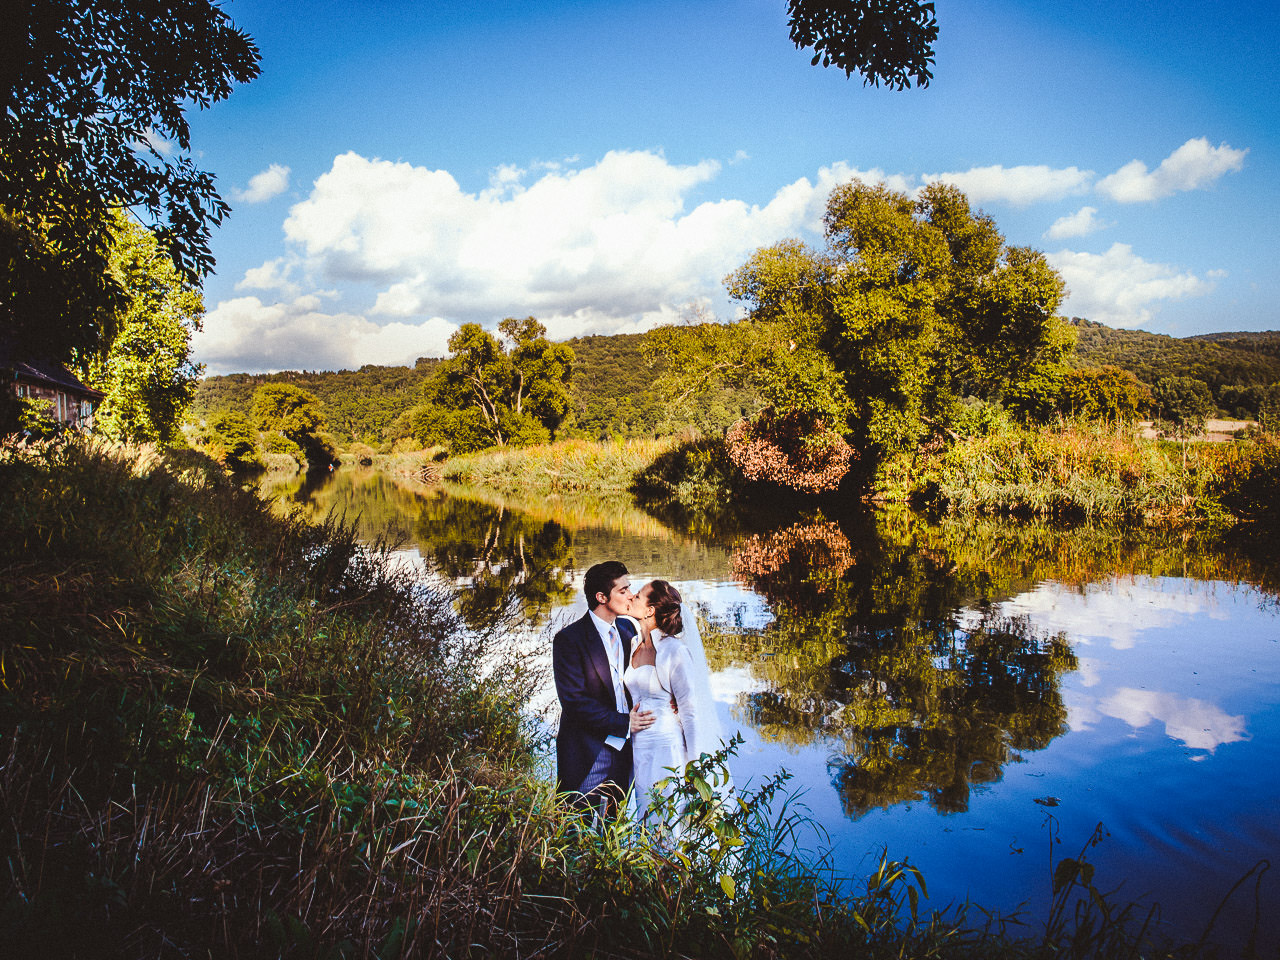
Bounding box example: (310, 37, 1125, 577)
(1, 351, 103, 429)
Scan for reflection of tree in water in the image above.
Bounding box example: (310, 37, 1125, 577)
(255, 470, 579, 630)
(415, 496, 577, 630)
(256, 468, 428, 547)
(716, 513, 1077, 818)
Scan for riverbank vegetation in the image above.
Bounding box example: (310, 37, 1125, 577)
(183, 177, 1278, 532)
(2, 437, 1245, 957)
(442, 435, 681, 495)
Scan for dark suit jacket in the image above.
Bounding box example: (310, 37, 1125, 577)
(553, 612, 636, 792)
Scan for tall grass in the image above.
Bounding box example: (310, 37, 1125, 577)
(443, 436, 680, 495)
(894, 422, 1225, 523)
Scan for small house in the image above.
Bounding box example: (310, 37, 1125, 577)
(1, 353, 104, 430)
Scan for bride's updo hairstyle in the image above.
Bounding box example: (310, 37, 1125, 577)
(648, 580, 683, 636)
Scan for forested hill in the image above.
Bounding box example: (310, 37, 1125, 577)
(191, 320, 1280, 445)
(190, 360, 440, 445)
(1071, 318, 1280, 416)
(190, 333, 757, 446)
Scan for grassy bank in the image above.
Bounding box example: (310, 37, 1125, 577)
(0, 438, 1233, 957)
(442, 436, 680, 495)
(629, 423, 1280, 529)
(894, 422, 1280, 525)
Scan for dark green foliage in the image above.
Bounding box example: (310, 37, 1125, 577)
(788, 0, 938, 89)
(193, 362, 437, 446)
(1, 0, 259, 362)
(1071, 319, 1280, 416)
(1006, 364, 1152, 424)
(209, 409, 261, 471)
(252, 382, 335, 466)
(1152, 375, 1215, 437)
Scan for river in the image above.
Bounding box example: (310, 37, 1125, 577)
(261, 466, 1280, 954)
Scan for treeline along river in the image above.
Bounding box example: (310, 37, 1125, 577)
(263, 466, 1280, 955)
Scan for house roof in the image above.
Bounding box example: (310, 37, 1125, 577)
(1, 354, 105, 400)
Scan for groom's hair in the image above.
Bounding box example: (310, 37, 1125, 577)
(584, 561, 628, 608)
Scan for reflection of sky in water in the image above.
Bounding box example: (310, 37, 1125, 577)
(980, 576, 1258, 754)
(989, 575, 1231, 650)
(720, 573, 1280, 953)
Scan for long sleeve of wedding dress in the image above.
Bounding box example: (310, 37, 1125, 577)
(661, 641, 701, 761)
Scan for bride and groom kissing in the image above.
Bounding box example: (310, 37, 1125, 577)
(552, 560, 727, 824)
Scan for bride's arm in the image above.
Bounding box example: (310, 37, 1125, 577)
(666, 644, 700, 760)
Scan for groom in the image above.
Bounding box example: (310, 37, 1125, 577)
(553, 560, 654, 815)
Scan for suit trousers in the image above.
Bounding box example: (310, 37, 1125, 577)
(575, 743, 628, 821)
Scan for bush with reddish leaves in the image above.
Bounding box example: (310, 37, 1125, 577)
(725, 409, 855, 493)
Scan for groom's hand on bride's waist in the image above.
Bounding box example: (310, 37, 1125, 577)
(629, 704, 655, 733)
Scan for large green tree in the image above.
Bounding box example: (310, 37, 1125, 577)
(253, 383, 333, 465)
(87, 213, 204, 444)
(413, 317, 574, 452)
(650, 180, 1072, 486)
(1, 0, 259, 363)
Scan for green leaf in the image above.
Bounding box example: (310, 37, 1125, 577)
(719, 874, 736, 898)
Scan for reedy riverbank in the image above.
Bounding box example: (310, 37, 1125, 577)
(442, 436, 680, 495)
(0, 438, 1241, 957)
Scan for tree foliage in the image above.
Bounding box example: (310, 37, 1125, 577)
(252, 382, 333, 465)
(788, 0, 938, 89)
(1152, 376, 1215, 439)
(88, 213, 203, 444)
(1071, 319, 1280, 418)
(651, 180, 1072, 488)
(1006, 364, 1152, 425)
(1, 0, 259, 361)
(207, 409, 261, 471)
(412, 318, 574, 452)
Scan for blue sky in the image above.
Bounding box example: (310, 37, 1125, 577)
(185, 0, 1279, 373)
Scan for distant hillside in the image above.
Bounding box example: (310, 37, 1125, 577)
(1186, 330, 1280, 359)
(192, 319, 1280, 445)
(1071, 318, 1280, 415)
(561, 332, 758, 440)
(191, 361, 439, 445)
(191, 334, 757, 447)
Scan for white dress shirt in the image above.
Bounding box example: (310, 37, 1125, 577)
(588, 609, 629, 751)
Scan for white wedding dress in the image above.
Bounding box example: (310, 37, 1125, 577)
(623, 604, 728, 827)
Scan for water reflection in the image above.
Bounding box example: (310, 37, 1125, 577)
(260, 468, 1280, 952)
(710, 516, 1078, 816)
(255, 468, 733, 630)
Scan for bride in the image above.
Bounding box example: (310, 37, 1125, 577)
(623, 580, 729, 827)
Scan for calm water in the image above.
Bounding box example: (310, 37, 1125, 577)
(264, 468, 1280, 953)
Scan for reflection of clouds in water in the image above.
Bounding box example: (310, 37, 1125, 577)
(993, 576, 1223, 650)
(710, 665, 764, 703)
(1070, 686, 1247, 752)
(1075, 656, 1105, 688)
(675, 579, 774, 632)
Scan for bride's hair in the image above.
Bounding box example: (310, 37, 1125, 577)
(647, 580, 683, 636)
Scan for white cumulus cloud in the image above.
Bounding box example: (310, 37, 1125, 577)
(194, 294, 456, 373)
(922, 164, 1093, 206)
(1096, 138, 1247, 203)
(235, 257, 300, 297)
(1047, 243, 1216, 328)
(234, 163, 292, 204)
(276, 150, 873, 341)
(1044, 206, 1107, 240)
